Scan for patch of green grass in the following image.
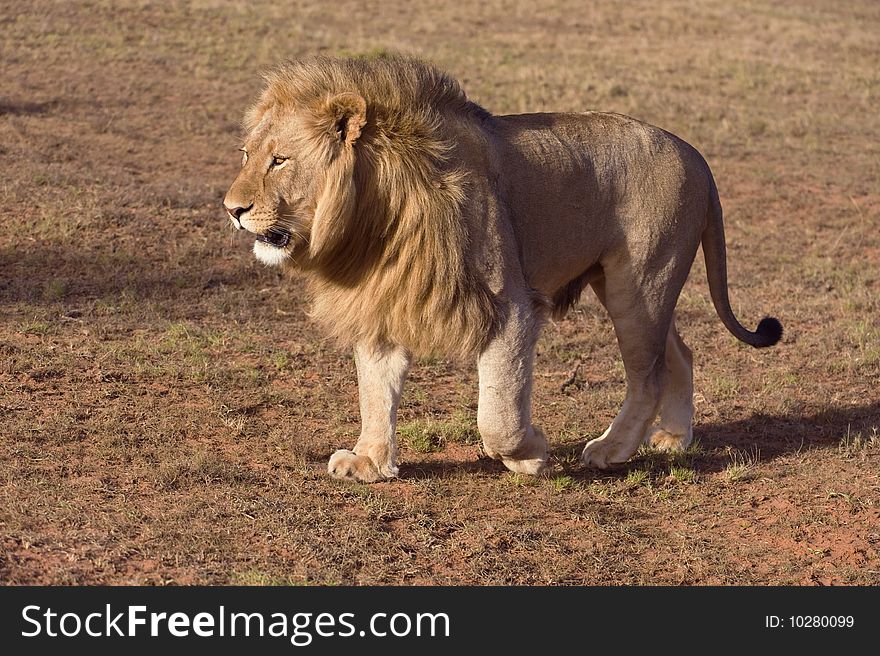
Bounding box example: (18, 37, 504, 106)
(724, 446, 761, 483)
(19, 319, 55, 336)
(164, 321, 195, 344)
(361, 491, 409, 521)
(204, 330, 230, 349)
(633, 438, 701, 479)
(548, 475, 575, 493)
(158, 322, 216, 378)
(554, 448, 581, 470)
(398, 421, 444, 453)
(668, 466, 696, 483)
(229, 571, 313, 586)
(398, 413, 479, 453)
(838, 426, 879, 458)
(826, 490, 864, 511)
(272, 351, 290, 371)
(505, 473, 539, 487)
(157, 451, 257, 490)
(42, 278, 67, 301)
(846, 320, 880, 372)
(446, 410, 479, 442)
(710, 375, 740, 401)
(669, 439, 703, 467)
(406, 386, 430, 407)
(625, 469, 650, 487)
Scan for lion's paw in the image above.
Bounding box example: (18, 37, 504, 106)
(581, 430, 638, 470)
(501, 455, 547, 476)
(488, 426, 548, 476)
(327, 449, 397, 483)
(645, 427, 692, 452)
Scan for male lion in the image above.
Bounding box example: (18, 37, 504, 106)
(223, 55, 781, 482)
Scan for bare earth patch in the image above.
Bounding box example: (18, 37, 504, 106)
(1, 0, 878, 585)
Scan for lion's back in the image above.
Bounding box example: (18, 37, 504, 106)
(489, 111, 713, 296)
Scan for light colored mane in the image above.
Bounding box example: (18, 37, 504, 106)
(252, 55, 499, 357)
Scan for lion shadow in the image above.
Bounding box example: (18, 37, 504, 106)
(0, 242, 287, 310)
(382, 401, 880, 482)
(553, 400, 880, 482)
(0, 99, 61, 117)
(400, 457, 507, 480)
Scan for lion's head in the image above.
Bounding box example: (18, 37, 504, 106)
(223, 80, 368, 269)
(223, 55, 499, 356)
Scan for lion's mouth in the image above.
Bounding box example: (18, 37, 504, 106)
(254, 228, 291, 249)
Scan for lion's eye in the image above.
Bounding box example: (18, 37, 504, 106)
(271, 156, 288, 169)
(239, 148, 248, 165)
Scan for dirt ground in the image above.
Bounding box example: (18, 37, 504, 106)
(1, 0, 878, 585)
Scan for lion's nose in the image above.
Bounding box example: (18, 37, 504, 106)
(224, 202, 253, 221)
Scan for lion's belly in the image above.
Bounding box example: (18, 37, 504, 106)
(517, 216, 606, 296)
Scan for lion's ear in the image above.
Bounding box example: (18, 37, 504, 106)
(309, 93, 365, 258)
(323, 92, 367, 145)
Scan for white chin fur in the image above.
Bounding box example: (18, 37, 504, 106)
(253, 240, 289, 267)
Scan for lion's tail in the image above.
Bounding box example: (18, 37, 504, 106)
(702, 171, 782, 348)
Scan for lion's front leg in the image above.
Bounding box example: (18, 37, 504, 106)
(477, 298, 548, 476)
(328, 343, 411, 483)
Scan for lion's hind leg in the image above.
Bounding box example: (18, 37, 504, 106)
(644, 319, 694, 452)
(581, 272, 674, 469)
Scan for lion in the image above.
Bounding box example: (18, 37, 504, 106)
(223, 54, 782, 482)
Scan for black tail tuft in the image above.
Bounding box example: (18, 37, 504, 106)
(754, 317, 783, 348)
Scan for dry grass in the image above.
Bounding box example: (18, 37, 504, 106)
(1, 0, 878, 585)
